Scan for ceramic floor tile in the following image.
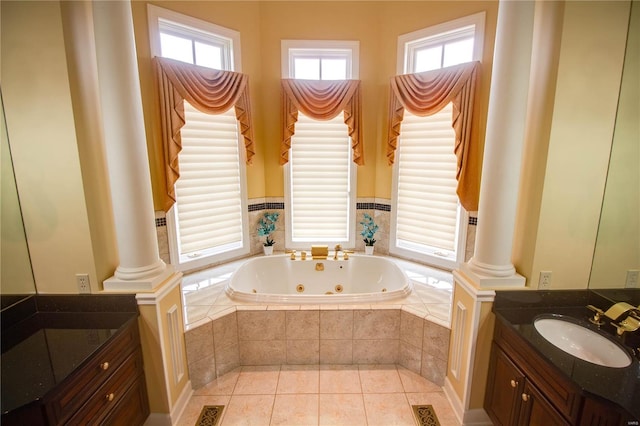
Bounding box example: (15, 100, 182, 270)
(319, 393, 367, 425)
(397, 366, 442, 393)
(362, 393, 415, 426)
(358, 365, 405, 394)
(233, 365, 280, 395)
(175, 395, 230, 426)
(406, 392, 460, 426)
(270, 394, 319, 425)
(319, 365, 362, 394)
(221, 394, 275, 426)
(277, 364, 319, 394)
(193, 368, 240, 396)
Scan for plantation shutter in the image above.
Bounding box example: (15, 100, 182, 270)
(289, 113, 351, 241)
(395, 104, 458, 253)
(174, 102, 244, 256)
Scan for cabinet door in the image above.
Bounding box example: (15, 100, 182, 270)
(518, 380, 571, 426)
(485, 344, 526, 426)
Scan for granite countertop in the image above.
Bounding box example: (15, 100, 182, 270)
(493, 290, 640, 421)
(0, 295, 139, 416)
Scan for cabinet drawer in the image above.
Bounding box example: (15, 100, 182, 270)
(46, 320, 140, 425)
(67, 349, 144, 425)
(494, 319, 582, 424)
(102, 374, 150, 426)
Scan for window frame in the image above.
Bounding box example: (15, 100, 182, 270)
(281, 40, 359, 250)
(148, 5, 249, 271)
(390, 12, 484, 270)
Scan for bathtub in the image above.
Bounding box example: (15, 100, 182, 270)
(225, 254, 412, 304)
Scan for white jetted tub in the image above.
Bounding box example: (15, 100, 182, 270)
(226, 254, 411, 304)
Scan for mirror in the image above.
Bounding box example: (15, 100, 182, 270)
(0, 88, 37, 309)
(589, 1, 639, 294)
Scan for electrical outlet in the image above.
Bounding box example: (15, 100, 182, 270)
(626, 270, 639, 288)
(76, 274, 91, 294)
(539, 271, 552, 289)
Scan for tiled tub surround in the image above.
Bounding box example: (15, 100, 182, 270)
(181, 257, 453, 390)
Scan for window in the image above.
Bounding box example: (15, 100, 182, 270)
(282, 41, 359, 248)
(148, 5, 249, 271)
(391, 12, 484, 270)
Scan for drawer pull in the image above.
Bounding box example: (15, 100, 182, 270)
(521, 393, 530, 402)
(105, 393, 115, 402)
(100, 362, 110, 371)
(510, 379, 518, 388)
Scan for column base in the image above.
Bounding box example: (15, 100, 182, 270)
(103, 264, 175, 292)
(461, 262, 526, 288)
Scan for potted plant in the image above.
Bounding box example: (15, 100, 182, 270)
(360, 213, 379, 255)
(257, 211, 280, 255)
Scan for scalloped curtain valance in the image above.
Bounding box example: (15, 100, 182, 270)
(387, 61, 480, 211)
(154, 57, 255, 211)
(280, 79, 364, 166)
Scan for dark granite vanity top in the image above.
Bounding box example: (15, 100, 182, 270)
(0, 295, 139, 416)
(493, 290, 640, 421)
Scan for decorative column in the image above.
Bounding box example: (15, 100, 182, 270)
(91, 3, 191, 422)
(92, 1, 172, 291)
(462, 0, 534, 288)
(444, 1, 537, 424)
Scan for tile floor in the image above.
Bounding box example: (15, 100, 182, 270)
(176, 364, 460, 426)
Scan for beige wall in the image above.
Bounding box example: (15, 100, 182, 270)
(590, 0, 639, 288)
(2, 0, 633, 297)
(1, 1, 99, 293)
(131, 1, 498, 205)
(524, 1, 630, 289)
(1, 98, 37, 294)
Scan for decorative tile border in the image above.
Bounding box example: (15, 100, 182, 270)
(356, 202, 391, 212)
(248, 202, 285, 212)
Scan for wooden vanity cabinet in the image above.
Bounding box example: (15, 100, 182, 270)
(486, 342, 569, 426)
(485, 319, 631, 426)
(49, 318, 150, 426)
(1, 317, 149, 426)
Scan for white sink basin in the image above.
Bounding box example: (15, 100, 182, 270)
(534, 316, 632, 368)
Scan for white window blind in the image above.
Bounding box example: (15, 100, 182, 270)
(149, 5, 248, 270)
(289, 113, 352, 241)
(395, 104, 459, 254)
(173, 103, 244, 259)
(282, 40, 358, 248)
(391, 13, 483, 269)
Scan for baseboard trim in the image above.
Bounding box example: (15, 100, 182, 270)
(143, 380, 193, 426)
(462, 408, 493, 425)
(443, 377, 492, 425)
(171, 380, 194, 424)
(443, 377, 464, 423)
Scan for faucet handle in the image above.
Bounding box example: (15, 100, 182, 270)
(586, 305, 605, 326)
(612, 315, 640, 336)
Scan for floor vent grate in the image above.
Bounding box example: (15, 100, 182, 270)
(195, 405, 224, 426)
(412, 404, 441, 426)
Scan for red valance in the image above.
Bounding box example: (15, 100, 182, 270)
(154, 57, 255, 211)
(387, 61, 480, 211)
(280, 79, 363, 165)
